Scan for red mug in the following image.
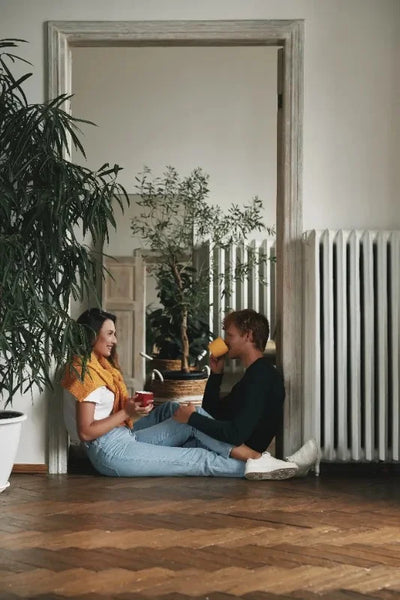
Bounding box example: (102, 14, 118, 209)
(134, 391, 154, 407)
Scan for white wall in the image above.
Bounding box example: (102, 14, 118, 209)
(2, 0, 399, 464)
(71, 46, 278, 240)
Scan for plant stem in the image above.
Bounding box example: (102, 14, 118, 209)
(180, 305, 190, 373)
(171, 262, 190, 372)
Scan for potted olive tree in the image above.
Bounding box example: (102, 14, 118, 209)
(146, 273, 213, 372)
(0, 39, 128, 491)
(132, 166, 269, 400)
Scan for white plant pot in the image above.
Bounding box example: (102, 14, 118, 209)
(0, 411, 27, 493)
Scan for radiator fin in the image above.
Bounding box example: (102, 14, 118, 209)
(303, 230, 400, 463)
(196, 239, 276, 375)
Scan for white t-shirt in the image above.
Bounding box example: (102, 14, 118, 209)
(63, 386, 115, 444)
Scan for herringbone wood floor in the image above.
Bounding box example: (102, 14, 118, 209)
(1, 467, 400, 600)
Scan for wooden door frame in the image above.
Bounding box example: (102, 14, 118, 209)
(47, 19, 304, 473)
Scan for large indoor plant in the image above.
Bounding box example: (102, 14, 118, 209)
(145, 257, 213, 372)
(146, 297, 212, 370)
(0, 39, 128, 491)
(132, 166, 269, 399)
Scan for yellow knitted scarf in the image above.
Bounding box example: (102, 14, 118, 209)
(61, 352, 133, 428)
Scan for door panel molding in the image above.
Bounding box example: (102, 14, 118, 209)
(102, 256, 146, 396)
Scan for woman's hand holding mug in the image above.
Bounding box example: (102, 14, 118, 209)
(125, 391, 154, 417)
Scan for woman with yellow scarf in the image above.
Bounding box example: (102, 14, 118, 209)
(62, 308, 245, 477)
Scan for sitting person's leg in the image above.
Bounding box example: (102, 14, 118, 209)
(133, 410, 233, 459)
(133, 404, 305, 479)
(230, 444, 261, 460)
(183, 438, 260, 462)
(178, 406, 261, 460)
(132, 401, 179, 431)
(187, 407, 318, 479)
(84, 426, 245, 478)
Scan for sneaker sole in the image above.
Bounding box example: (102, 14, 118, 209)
(245, 467, 298, 481)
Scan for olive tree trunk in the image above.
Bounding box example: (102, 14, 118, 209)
(172, 263, 190, 372)
(180, 305, 190, 373)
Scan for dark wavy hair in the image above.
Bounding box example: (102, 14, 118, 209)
(77, 308, 119, 367)
(223, 309, 269, 351)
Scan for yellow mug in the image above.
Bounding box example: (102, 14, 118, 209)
(208, 337, 229, 358)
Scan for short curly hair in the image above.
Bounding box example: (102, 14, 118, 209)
(223, 309, 269, 351)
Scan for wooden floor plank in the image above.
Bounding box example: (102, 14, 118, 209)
(0, 471, 399, 599)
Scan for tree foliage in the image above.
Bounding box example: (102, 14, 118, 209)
(146, 264, 213, 363)
(131, 166, 270, 372)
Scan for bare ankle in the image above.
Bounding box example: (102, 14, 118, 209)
(230, 444, 262, 462)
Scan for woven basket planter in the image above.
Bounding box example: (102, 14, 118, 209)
(151, 358, 201, 372)
(151, 358, 182, 372)
(150, 369, 209, 405)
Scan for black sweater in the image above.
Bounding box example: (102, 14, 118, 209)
(188, 357, 285, 452)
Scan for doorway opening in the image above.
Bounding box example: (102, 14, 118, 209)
(47, 19, 304, 473)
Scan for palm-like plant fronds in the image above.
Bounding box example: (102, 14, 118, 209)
(0, 39, 129, 405)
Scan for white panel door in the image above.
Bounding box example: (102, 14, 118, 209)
(102, 256, 146, 395)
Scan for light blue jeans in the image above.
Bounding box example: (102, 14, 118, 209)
(84, 402, 245, 478)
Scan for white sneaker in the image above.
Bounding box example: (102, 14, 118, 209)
(286, 439, 320, 477)
(245, 452, 299, 480)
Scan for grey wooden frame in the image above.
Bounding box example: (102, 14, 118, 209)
(47, 19, 304, 473)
